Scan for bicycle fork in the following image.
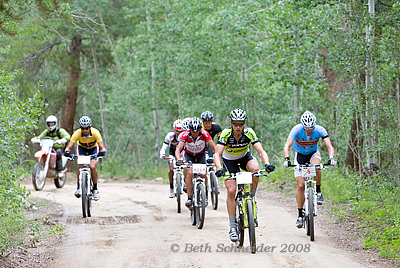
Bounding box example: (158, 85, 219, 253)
(80, 168, 92, 199)
(304, 181, 318, 217)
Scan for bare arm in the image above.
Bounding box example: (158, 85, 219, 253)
(175, 141, 185, 161)
(65, 141, 75, 152)
(98, 141, 106, 152)
(213, 144, 224, 170)
(323, 137, 335, 158)
(253, 142, 270, 165)
(207, 139, 216, 153)
(283, 137, 294, 158)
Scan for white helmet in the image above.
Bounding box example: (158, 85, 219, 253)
(300, 111, 316, 128)
(173, 119, 183, 132)
(46, 115, 58, 131)
(79, 116, 92, 128)
(201, 111, 214, 122)
(182, 117, 191, 131)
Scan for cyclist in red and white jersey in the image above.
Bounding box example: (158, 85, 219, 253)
(175, 117, 216, 208)
(159, 119, 183, 198)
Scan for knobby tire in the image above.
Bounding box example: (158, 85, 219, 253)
(246, 199, 256, 254)
(308, 188, 315, 241)
(210, 171, 219, 210)
(81, 173, 88, 218)
(32, 162, 46, 191)
(196, 182, 206, 229)
(236, 201, 245, 248)
(176, 173, 182, 213)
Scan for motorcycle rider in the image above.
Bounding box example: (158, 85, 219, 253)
(33, 115, 71, 176)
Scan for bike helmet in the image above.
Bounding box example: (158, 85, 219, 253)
(229, 108, 247, 121)
(182, 117, 191, 131)
(201, 111, 214, 122)
(46, 115, 58, 131)
(173, 119, 183, 132)
(79, 116, 92, 128)
(300, 111, 316, 128)
(189, 117, 202, 131)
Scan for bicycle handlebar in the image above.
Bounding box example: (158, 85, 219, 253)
(66, 154, 103, 161)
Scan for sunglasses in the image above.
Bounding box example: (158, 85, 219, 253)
(304, 126, 314, 130)
(81, 127, 90, 131)
(232, 122, 245, 127)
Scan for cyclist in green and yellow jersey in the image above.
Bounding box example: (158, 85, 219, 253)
(214, 108, 275, 242)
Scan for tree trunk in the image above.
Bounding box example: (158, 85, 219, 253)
(146, 4, 161, 165)
(345, 113, 362, 171)
(61, 36, 81, 135)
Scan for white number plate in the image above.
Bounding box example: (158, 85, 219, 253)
(236, 172, 253, 185)
(77, 155, 91, 165)
(192, 164, 207, 174)
(301, 166, 316, 177)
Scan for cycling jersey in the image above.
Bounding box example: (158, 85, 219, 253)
(70, 127, 103, 149)
(203, 122, 222, 139)
(179, 129, 212, 156)
(218, 126, 260, 160)
(288, 124, 328, 155)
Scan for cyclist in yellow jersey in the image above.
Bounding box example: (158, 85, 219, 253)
(64, 116, 106, 201)
(214, 108, 275, 242)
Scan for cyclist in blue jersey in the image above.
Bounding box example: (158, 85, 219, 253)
(283, 111, 336, 228)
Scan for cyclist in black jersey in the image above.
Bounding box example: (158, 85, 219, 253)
(201, 111, 222, 162)
(214, 108, 275, 242)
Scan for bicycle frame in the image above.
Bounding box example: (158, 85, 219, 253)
(173, 161, 185, 196)
(231, 172, 257, 228)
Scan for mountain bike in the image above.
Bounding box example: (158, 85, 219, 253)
(225, 170, 268, 254)
(290, 163, 329, 241)
(68, 154, 102, 218)
(164, 157, 186, 213)
(189, 163, 207, 229)
(206, 161, 219, 210)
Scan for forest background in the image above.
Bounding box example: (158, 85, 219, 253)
(1, 0, 400, 261)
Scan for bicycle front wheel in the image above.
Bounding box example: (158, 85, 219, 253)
(246, 199, 256, 254)
(236, 200, 245, 248)
(196, 183, 206, 229)
(307, 188, 315, 241)
(81, 173, 88, 218)
(210, 171, 219, 210)
(176, 173, 182, 213)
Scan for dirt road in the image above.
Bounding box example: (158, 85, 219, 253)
(28, 178, 386, 268)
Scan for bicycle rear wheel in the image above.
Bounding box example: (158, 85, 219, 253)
(196, 183, 206, 229)
(246, 199, 256, 254)
(210, 171, 219, 210)
(307, 188, 315, 241)
(81, 173, 88, 218)
(176, 173, 182, 213)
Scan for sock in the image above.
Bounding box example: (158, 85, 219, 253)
(170, 183, 173, 189)
(229, 216, 236, 228)
(188, 195, 192, 200)
(316, 184, 321, 193)
(93, 183, 98, 190)
(298, 208, 303, 218)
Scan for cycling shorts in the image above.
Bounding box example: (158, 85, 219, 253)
(222, 151, 254, 179)
(78, 145, 99, 160)
(293, 150, 321, 177)
(184, 152, 206, 164)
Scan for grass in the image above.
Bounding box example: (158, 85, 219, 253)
(261, 166, 400, 260)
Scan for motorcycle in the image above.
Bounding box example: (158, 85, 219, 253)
(31, 137, 68, 191)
